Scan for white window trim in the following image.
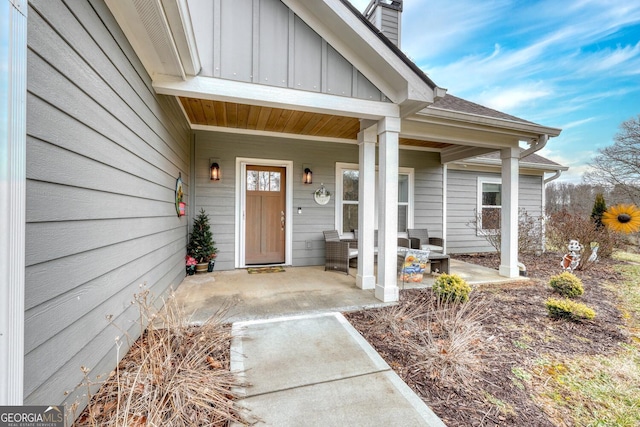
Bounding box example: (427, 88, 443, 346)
(477, 176, 502, 235)
(335, 162, 414, 236)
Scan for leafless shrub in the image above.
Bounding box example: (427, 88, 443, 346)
(364, 292, 491, 392)
(69, 289, 245, 427)
(408, 296, 490, 390)
(546, 211, 619, 270)
(468, 208, 545, 255)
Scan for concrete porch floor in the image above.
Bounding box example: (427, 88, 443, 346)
(173, 259, 523, 324)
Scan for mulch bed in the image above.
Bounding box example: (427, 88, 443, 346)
(346, 252, 630, 426)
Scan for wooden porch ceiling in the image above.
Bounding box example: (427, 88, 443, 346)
(179, 97, 453, 149)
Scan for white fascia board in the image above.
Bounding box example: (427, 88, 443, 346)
(402, 119, 521, 148)
(281, 0, 435, 106)
(417, 106, 562, 137)
(153, 75, 399, 119)
(450, 157, 569, 172)
(161, 0, 201, 76)
(105, 0, 185, 79)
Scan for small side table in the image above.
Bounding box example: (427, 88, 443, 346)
(427, 253, 450, 274)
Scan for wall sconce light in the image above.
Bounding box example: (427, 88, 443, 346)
(303, 165, 313, 184)
(210, 159, 220, 181)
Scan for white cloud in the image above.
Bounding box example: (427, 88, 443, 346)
(561, 117, 596, 130)
(477, 84, 551, 112)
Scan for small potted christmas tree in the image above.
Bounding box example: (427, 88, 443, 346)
(187, 208, 217, 273)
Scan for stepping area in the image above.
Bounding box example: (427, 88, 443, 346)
(230, 312, 446, 426)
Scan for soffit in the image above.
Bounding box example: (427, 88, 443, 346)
(180, 97, 452, 150)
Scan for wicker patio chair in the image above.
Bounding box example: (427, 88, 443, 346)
(323, 230, 358, 275)
(407, 228, 445, 253)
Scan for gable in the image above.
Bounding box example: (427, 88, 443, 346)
(189, 0, 387, 102)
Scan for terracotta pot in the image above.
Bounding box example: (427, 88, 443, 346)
(195, 262, 208, 273)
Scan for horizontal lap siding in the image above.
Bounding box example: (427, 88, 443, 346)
(194, 131, 442, 268)
(25, 0, 190, 408)
(401, 151, 443, 239)
(447, 170, 544, 254)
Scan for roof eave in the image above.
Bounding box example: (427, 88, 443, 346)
(416, 106, 563, 138)
(453, 157, 569, 172)
(283, 0, 441, 113)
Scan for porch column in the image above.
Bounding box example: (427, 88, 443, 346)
(1, 0, 27, 405)
(499, 147, 520, 278)
(376, 116, 401, 302)
(356, 124, 376, 289)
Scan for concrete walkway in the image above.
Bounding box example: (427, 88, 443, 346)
(173, 260, 521, 425)
(230, 312, 446, 426)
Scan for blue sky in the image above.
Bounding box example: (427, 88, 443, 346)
(350, 0, 640, 183)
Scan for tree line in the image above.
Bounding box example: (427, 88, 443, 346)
(546, 115, 640, 216)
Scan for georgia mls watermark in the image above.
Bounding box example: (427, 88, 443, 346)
(0, 406, 64, 427)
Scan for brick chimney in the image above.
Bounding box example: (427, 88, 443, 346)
(363, 0, 403, 47)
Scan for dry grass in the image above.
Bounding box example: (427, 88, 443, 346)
(407, 296, 490, 389)
(69, 289, 245, 426)
(527, 260, 640, 426)
(358, 292, 491, 391)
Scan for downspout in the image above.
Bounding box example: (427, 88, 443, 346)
(520, 134, 548, 159)
(544, 170, 563, 184)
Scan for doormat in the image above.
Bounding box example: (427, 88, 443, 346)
(247, 266, 286, 274)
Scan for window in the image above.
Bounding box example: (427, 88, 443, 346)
(335, 163, 413, 234)
(478, 178, 501, 231)
(247, 170, 280, 191)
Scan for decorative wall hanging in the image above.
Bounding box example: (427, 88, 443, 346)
(175, 173, 185, 217)
(313, 183, 331, 205)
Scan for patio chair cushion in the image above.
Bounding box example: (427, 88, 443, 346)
(407, 228, 445, 253)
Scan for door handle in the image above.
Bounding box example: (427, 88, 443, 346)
(280, 211, 285, 230)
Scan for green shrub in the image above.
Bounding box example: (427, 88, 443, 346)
(549, 272, 584, 298)
(433, 274, 472, 303)
(546, 297, 596, 321)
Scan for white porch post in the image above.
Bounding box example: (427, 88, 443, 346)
(356, 124, 376, 289)
(375, 116, 401, 302)
(499, 147, 520, 278)
(1, 0, 27, 405)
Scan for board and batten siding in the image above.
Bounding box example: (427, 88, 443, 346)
(194, 131, 443, 268)
(446, 169, 544, 254)
(25, 0, 190, 408)
(188, 0, 385, 101)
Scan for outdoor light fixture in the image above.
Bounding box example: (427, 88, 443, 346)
(210, 160, 220, 181)
(303, 166, 313, 184)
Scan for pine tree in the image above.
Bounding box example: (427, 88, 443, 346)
(187, 208, 217, 262)
(590, 193, 607, 229)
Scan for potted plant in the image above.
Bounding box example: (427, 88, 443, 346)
(185, 255, 197, 275)
(187, 208, 218, 273)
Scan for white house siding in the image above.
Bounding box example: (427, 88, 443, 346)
(194, 131, 443, 269)
(24, 0, 190, 408)
(447, 169, 544, 254)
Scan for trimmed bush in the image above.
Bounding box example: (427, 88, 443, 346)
(549, 272, 584, 298)
(546, 297, 596, 321)
(433, 274, 472, 303)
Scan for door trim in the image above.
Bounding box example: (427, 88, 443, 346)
(235, 158, 293, 268)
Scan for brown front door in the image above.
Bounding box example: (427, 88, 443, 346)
(245, 165, 286, 265)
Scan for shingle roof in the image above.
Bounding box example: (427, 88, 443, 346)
(430, 94, 536, 125)
(343, 1, 548, 128)
(340, 0, 438, 90)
